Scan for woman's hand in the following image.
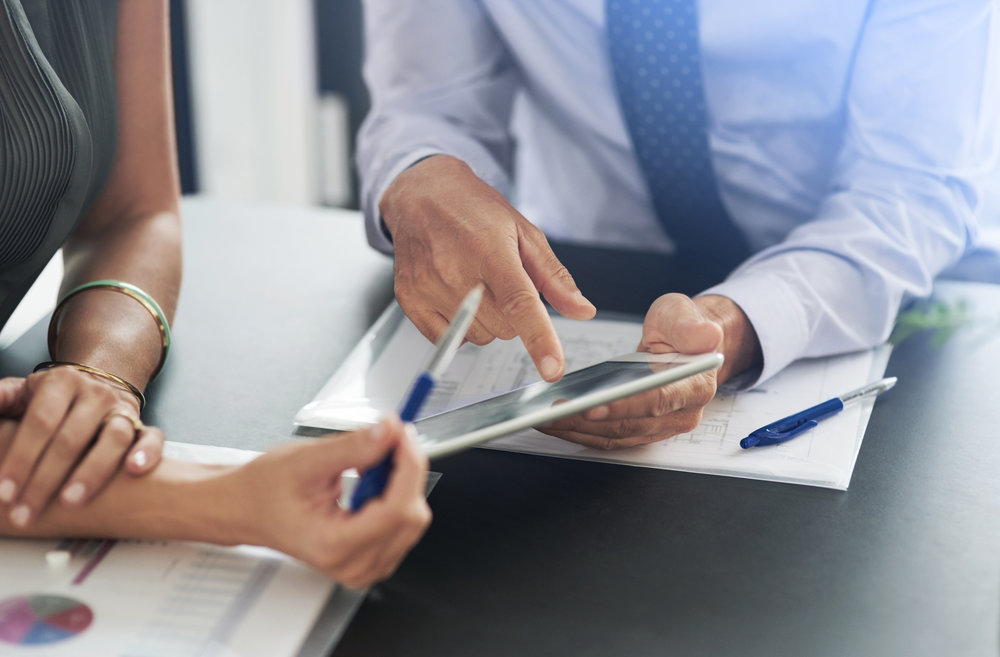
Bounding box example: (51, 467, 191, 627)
(0, 369, 163, 527)
(233, 415, 431, 589)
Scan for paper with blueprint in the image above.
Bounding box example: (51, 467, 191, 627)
(296, 303, 891, 490)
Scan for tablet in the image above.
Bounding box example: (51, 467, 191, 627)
(414, 351, 723, 458)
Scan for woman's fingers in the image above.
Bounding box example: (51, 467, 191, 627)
(60, 418, 156, 507)
(124, 423, 164, 474)
(0, 367, 147, 525)
(0, 372, 79, 512)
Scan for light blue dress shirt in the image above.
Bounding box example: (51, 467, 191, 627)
(357, 0, 1000, 384)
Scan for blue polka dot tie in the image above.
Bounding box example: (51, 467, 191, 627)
(607, 0, 750, 275)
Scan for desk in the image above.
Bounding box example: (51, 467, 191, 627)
(3, 198, 998, 657)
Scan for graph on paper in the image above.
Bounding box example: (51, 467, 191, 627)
(0, 536, 333, 657)
(0, 442, 338, 657)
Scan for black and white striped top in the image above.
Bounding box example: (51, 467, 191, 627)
(0, 0, 118, 329)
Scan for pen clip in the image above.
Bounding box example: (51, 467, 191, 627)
(746, 418, 819, 446)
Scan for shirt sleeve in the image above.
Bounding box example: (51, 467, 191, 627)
(703, 0, 1000, 386)
(356, 0, 519, 254)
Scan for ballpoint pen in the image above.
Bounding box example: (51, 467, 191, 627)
(350, 284, 484, 511)
(739, 377, 897, 449)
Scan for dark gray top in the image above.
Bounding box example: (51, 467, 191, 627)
(0, 0, 118, 327)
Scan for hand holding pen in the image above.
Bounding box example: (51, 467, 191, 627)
(350, 285, 484, 511)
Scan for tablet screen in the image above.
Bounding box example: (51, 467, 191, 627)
(415, 352, 722, 458)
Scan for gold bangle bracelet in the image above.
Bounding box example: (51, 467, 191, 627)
(48, 280, 171, 378)
(33, 361, 146, 411)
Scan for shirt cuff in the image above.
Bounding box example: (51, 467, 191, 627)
(701, 271, 811, 388)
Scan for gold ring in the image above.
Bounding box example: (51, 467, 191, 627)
(102, 410, 145, 433)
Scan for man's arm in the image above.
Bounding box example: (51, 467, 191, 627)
(357, 0, 519, 254)
(542, 0, 998, 449)
(704, 0, 1000, 384)
(357, 2, 596, 381)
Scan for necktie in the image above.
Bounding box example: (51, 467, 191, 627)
(607, 0, 750, 276)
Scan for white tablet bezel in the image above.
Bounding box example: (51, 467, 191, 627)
(417, 351, 724, 459)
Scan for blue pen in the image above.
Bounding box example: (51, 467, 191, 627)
(350, 284, 484, 511)
(740, 377, 897, 449)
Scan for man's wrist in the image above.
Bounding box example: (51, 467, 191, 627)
(694, 295, 762, 382)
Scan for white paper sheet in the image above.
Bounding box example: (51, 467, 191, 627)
(296, 303, 891, 490)
(0, 443, 336, 657)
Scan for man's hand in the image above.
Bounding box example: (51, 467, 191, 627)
(380, 155, 596, 382)
(540, 294, 761, 449)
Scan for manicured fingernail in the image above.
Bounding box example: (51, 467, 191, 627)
(62, 482, 86, 505)
(132, 450, 148, 468)
(586, 405, 609, 420)
(10, 504, 30, 527)
(540, 356, 562, 381)
(0, 478, 15, 503)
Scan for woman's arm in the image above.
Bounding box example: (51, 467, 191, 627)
(0, 416, 432, 590)
(58, 0, 182, 373)
(0, 1, 182, 520)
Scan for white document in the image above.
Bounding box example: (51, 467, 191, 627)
(0, 443, 336, 657)
(297, 303, 892, 490)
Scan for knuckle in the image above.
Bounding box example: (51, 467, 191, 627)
(29, 414, 61, 436)
(101, 425, 137, 450)
(50, 433, 89, 461)
(491, 323, 516, 341)
(436, 257, 469, 284)
(143, 427, 166, 447)
(393, 282, 420, 311)
(49, 367, 84, 389)
(596, 436, 619, 451)
(518, 218, 545, 241)
(692, 382, 716, 407)
(677, 411, 703, 435)
(651, 388, 674, 418)
(500, 289, 541, 320)
(612, 418, 640, 439)
(553, 263, 574, 283)
(89, 383, 118, 405)
(466, 331, 494, 346)
(410, 501, 432, 529)
(407, 269, 434, 293)
(317, 547, 349, 575)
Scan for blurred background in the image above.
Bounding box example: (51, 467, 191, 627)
(169, 0, 367, 209)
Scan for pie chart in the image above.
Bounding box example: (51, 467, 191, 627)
(0, 595, 93, 645)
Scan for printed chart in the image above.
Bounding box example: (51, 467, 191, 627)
(0, 595, 93, 646)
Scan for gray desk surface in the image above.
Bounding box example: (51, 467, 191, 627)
(2, 198, 998, 657)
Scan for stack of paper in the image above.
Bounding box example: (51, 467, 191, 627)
(296, 304, 891, 490)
